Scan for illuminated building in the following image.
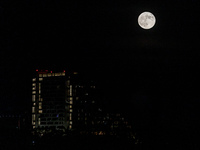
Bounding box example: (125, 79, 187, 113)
(32, 70, 96, 131)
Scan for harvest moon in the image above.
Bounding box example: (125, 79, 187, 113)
(138, 12, 156, 29)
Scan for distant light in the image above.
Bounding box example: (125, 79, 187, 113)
(36, 69, 38, 71)
(73, 72, 78, 74)
(63, 70, 65, 73)
(51, 71, 52, 73)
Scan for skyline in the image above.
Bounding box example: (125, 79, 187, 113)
(0, 0, 200, 114)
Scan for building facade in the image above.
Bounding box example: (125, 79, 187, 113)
(32, 70, 97, 130)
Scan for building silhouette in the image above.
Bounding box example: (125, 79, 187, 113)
(32, 70, 97, 131)
(32, 69, 135, 140)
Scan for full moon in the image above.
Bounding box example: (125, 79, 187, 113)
(138, 12, 156, 29)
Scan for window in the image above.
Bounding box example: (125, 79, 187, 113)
(70, 101, 73, 104)
(32, 114, 35, 121)
(62, 72, 65, 76)
(70, 109, 73, 112)
(32, 91, 36, 94)
(47, 73, 51, 77)
(39, 103, 42, 109)
(32, 83, 36, 86)
(39, 78, 43, 81)
(32, 87, 36, 90)
(39, 110, 43, 113)
(43, 74, 47, 77)
(39, 74, 42, 77)
(32, 78, 36, 82)
(70, 85, 72, 96)
(70, 105, 72, 108)
(32, 107, 35, 113)
(32, 95, 36, 102)
(33, 103, 36, 106)
(55, 73, 61, 76)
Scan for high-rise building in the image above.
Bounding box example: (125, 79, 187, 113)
(31, 70, 97, 131)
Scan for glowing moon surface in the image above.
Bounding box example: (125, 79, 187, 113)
(138, 12, 156, 29)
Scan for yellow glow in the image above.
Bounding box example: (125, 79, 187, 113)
(39, 110, 42, 113)
(32, 91, 36, 94)
(32, 114, 35, 121)
(39, 103, 42, 109)
(32, 107, 35, 113)
(55, 73, 61, 76)
(70, 109, 73, 112)
(70, 85, 72, 96)
(39, 78, 43, 81)
(32, 78, 36, 82)
(32, 95, 36, 101)
(43, 74, 47, 77)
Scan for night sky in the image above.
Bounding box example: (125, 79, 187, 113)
(1, 0, 200, 142)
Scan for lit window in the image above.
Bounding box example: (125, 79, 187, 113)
(39, 98, 43, 101)
(39, 83, 41, 89)
(70, 101, 73, 104)
(47, 73, 51, 77)
(38, 121, 41, 125)
(62, 72, 65, 76)
(39, 110, 42, 113)
(32, 107, 35, 113)
(39, 74, 42, 77)
(69, 125, 72, 129)
(70, 85, 72, 96)
(73, 72, 78, 75)
(32, 83, 36, 86)
(70, 105, 72, 108)
(70, 109, 73, 112)
(32, 78, 36, 82)
(32, 87, 36, 90)
(55, 73, 61, 76)
(43, 74, 47, 77)
(39, 90, 41, 94)
(39, 78, 43, 81)
(32, 95, 36, 102)
(33, 103, 36, 106)
(70, 97, 73, 101)
(39, 103, 42, 109)
(32, 122, 35, 125)
(32, 91, 36, 94)
(33, 126, 35, 129)
(70, 121, 72, 125)
(32, 114, 35, 121)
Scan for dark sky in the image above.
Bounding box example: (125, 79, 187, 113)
(1, 0, 200, 136)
